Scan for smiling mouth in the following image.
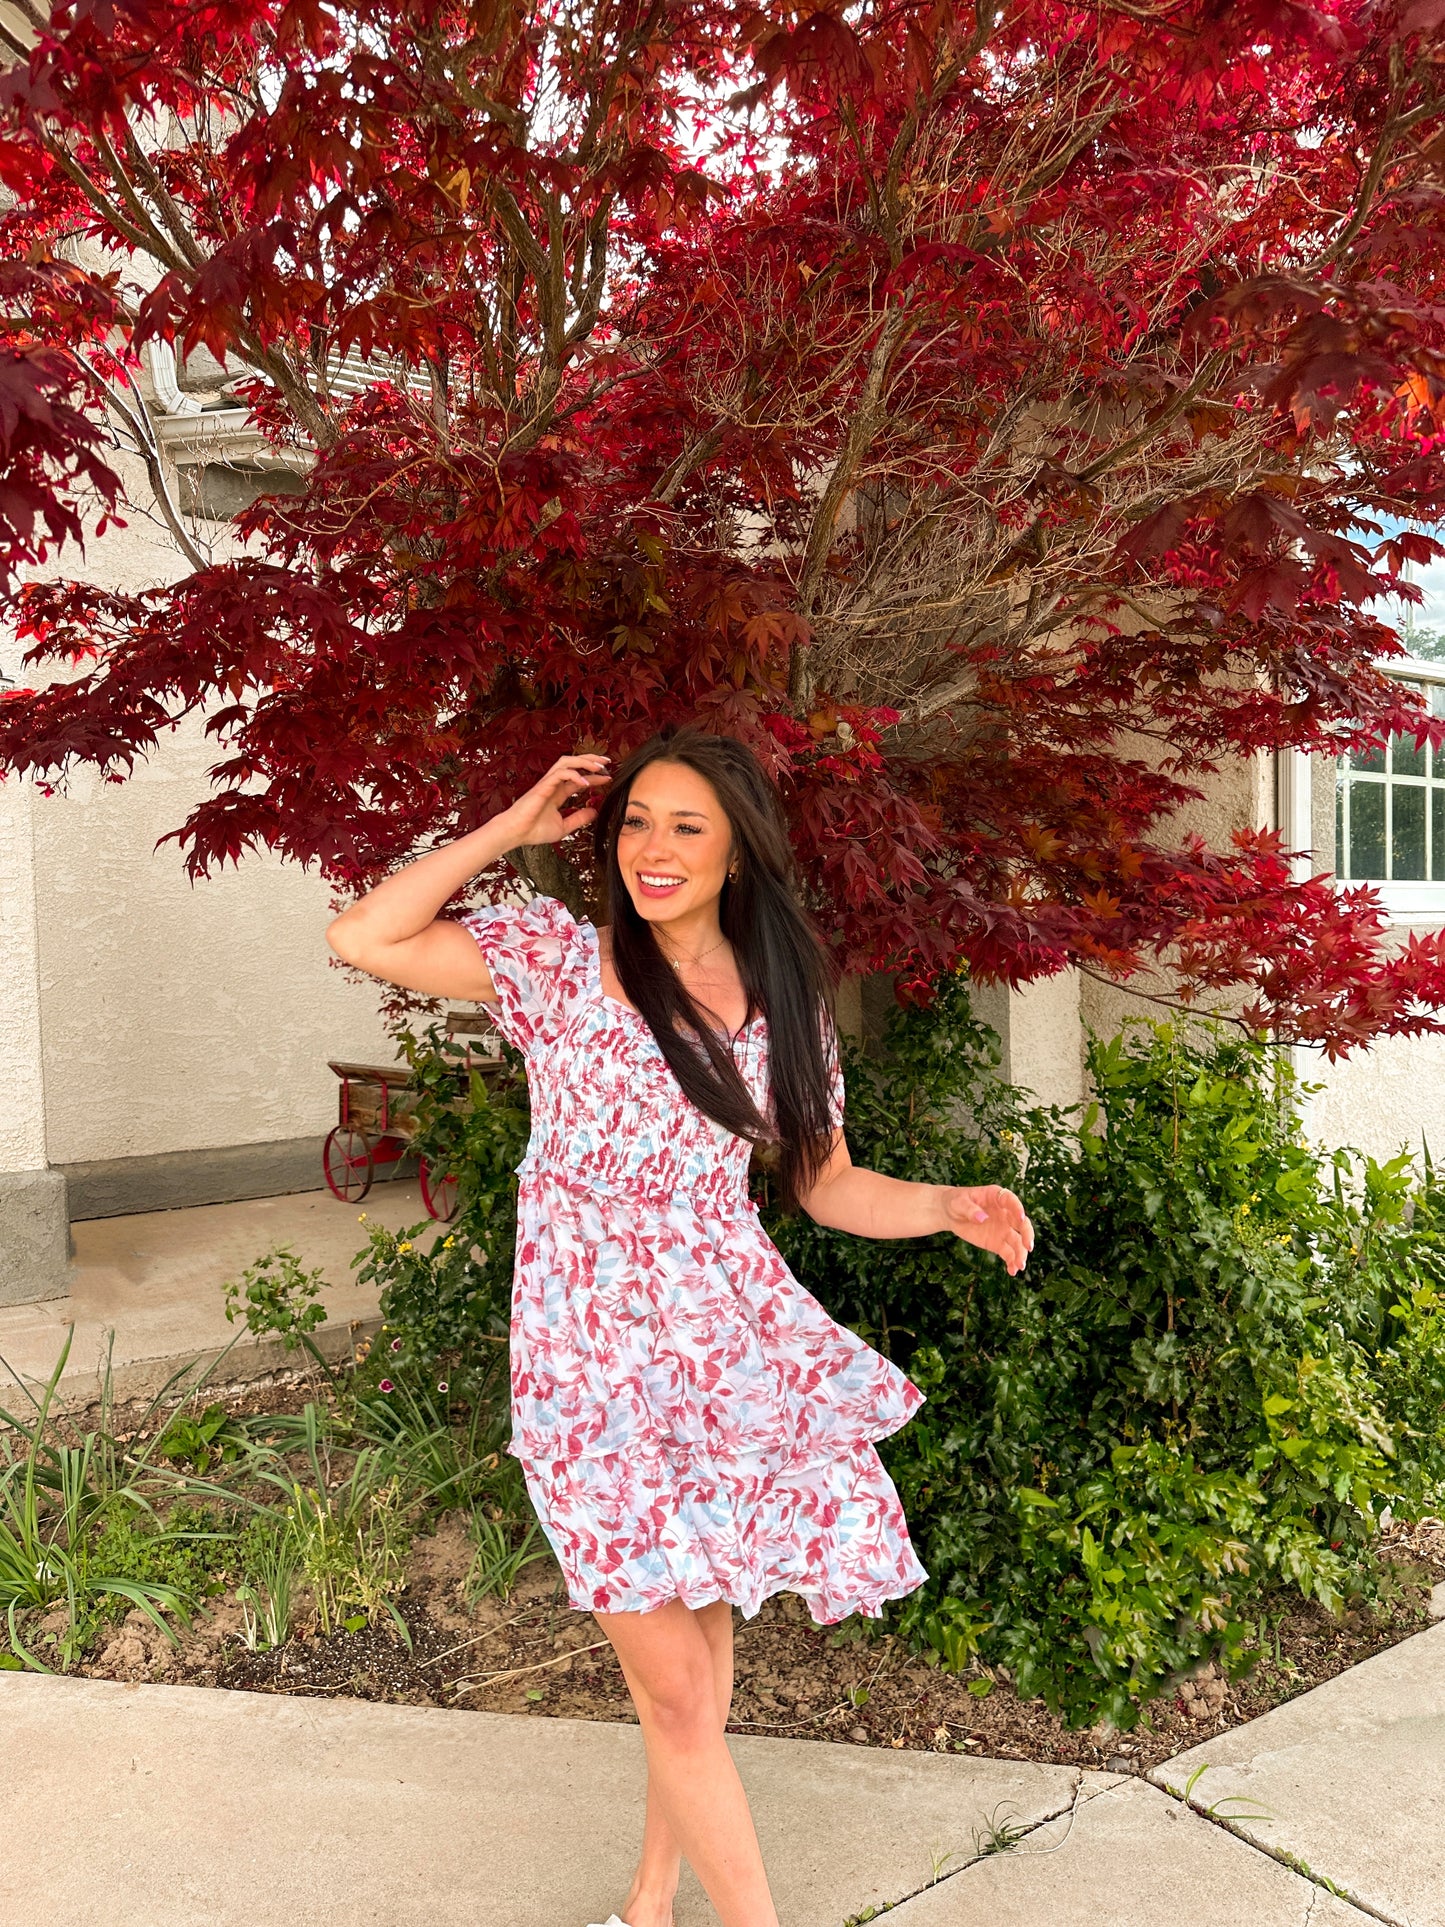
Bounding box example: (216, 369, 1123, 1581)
(636, 872, 686, 896)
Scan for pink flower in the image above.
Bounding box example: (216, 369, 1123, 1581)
(437, 1380, 449, 1393)
(378, 1379, 394, 1393)
(390, 1337, 403, 1352)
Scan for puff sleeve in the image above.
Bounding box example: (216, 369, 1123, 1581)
(456, 895, 588, 1055)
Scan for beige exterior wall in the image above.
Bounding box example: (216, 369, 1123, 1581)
(4, 450, 394, 1175)
(0, 770, 47, 1172)
(1297, 1035, 1445, 1165)
(32, 723, 394, 1164)
(971, 971, 1085, 1115)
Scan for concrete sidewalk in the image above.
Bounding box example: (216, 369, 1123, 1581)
(0, 1182, 426, 1412)
(1155, 1620, 1445, 1927)
(9, 1623, 1442, 1927)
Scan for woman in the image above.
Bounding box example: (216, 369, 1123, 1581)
(327, 727, 1033, 1927)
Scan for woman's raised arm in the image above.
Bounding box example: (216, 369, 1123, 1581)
(325, 753, 610, 1000)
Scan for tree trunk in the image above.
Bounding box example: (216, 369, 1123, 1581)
(506, 842, 590, 922)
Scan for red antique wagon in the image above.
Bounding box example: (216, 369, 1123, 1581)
(322, 1060, 461, 1219)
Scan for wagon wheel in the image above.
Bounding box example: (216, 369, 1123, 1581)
(419, 1157, 460, 1223)
(324, 1127, 375, 1202)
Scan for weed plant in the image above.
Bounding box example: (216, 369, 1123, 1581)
(349, 1378, 504, 1512)
(467, 1512, 554, 1601)
(236, 1508, 301, 1651)
(0, 1332, 243, 1668)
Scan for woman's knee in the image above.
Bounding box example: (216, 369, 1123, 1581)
(597, 1604, 721, 1741)
(640, 1665, 721, 1745)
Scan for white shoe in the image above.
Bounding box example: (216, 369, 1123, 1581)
(585, 1917, 633, 1927)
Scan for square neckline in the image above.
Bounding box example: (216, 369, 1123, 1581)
(580, 919, 763, 1045)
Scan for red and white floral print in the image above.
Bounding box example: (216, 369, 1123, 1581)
(460, 894, 928, 1622)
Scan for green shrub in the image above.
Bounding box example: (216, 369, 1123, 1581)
(223, 1245, 331, 1361)
(351, 1024, 528, 1402)
(764, 980, 1445, 1727)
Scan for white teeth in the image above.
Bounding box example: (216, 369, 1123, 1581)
(639, 874, 683, 886)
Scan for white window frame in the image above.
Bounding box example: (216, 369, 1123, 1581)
(1303, 652, 1445, 925)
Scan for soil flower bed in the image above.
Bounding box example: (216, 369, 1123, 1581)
(35, 1374, 1444, 1777)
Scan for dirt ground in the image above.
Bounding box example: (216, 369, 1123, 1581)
(65, 1369, 1445, 1772)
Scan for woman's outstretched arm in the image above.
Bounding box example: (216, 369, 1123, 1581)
(325, 753, 610, 999)
(797, 1131, 1034, 1276)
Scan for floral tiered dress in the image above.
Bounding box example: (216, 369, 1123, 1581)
(460, 894, 928, 1623)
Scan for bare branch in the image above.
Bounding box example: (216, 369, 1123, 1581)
(98, 372, 210, 573)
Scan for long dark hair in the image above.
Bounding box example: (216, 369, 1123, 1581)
(592, 726, 837, 1211)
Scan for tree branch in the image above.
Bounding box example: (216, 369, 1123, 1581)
(98, 371, 210, 572)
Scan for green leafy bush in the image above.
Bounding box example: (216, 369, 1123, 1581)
(352, 1024, 528, 1401)
(765, 979, 1445, 1727)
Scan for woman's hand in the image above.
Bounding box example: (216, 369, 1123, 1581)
(326, 749, 611, 999)
(502, 753, 611, 847)
(942, 1185, 1034, 1275)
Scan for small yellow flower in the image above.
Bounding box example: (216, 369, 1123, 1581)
(358, 1212, 368, 1222)
(443, 1235, 456, 1249)
(398, 1240, 412, 1254)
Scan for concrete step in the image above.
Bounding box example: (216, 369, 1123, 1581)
(0, 1181, 430, 1413)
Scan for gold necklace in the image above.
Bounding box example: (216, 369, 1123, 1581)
(661, 932, 729, 972)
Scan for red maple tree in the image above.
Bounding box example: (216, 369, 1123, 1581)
(3, 0, 1444, 1048)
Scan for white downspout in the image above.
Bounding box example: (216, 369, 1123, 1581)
(145, 339, 203, 416)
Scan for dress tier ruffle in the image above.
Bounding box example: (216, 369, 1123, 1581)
(460, 894, 929, 1623)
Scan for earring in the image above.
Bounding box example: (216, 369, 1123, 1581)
(728, 864, 738, 880)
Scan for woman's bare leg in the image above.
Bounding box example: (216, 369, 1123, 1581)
(615, 1598, 735, 1927)
(595, 1595, 776, 1927)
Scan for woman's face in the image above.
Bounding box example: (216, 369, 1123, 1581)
(616, 759, 734, 926)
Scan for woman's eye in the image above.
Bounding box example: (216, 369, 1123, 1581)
(675, 823, 702, 835)
(622, 814, 647, 830)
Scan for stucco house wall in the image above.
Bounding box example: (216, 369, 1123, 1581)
(1, 442, 395, 1303)
(33, 711, 396, 1170)
(1299, 1033, 1445, 1165)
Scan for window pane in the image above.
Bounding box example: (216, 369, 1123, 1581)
(1349, 780, 1386, 878)
(1432, 683, 1445, 720)
(1351, 741, 1386, 774)
(1393, 784, 1427, 879)
(1435, 789, 1445, 881)
(1393, 732, 1427, 778)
